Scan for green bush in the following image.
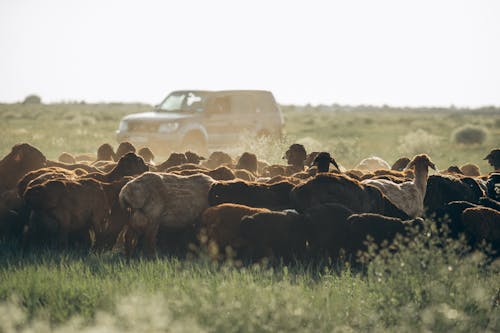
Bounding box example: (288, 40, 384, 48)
(452, 125, 488, 145)
(22, 94, 42, 105)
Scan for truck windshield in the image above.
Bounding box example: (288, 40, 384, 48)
(157, 92, 205, 112)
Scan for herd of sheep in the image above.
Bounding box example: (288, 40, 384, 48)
(0, 142, 498, 262)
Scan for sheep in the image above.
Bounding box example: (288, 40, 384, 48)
(362, 154, 436, 218)
(45, 160, 100, 173)
(0, 143, 47, 192)
(200, 203, 270, 257)
(484, 148, 500, 171)
(155, 153, 188, 171)
(462, 207, 500, 252)
(82, 153, 148, 183)
(304, 152, 320, 168)
(257, 160, 270, 176)
(58, 152, 76, 164)
(424, 175, 485, 216)
(115, 142, 136, 161)
(346, 213, 424, 257)
(438, 201, 479, 238)
(283, 143, 307, 173)
(97, 143, 116, 161)
(486, 173, 499, 201)
(262, 165, 287, 178)
(137, 147, 155, 164)
(240, 209, 307, 260)
(479, 197, 500, 211)
(266, 175, 303, 186)
(174, 166, 236, 181)
(391, 157, 410, 171)
(234, 169, 256, 181)
(290, 173, 409, 219)
(202, 151, 234, 169)
(23, 178, 112, 249)
(119, 172, 215, 257)
(166, 163, 209, 173)
(185, 151, 205, 165)
(312, 152, 340, 173)
(304, 203, 354, 259)
(355, 156, 391, 172)
(208, 180, 295, 210)
(460, 163, 481, 177)
(235, 152, 258, 174)
(74, 153, 96, 162)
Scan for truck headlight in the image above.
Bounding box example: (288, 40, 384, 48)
(118, 120, 128, 132)
(158, 122, 179, 133)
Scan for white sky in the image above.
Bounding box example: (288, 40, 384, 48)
(0, 0, 499, 106)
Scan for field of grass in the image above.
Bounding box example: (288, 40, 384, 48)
(0, 102, 499, 331)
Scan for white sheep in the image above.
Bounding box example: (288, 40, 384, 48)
(119, 172, 215, 256)
(355, 156, 391, 172)
(362, 154, 436, 218)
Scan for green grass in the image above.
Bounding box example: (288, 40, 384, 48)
(0, 228, 498, 332)
(0, 102, 499, 331)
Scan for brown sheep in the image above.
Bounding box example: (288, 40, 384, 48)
(304, 152, 320, 168)
(46, 160, 100, 173)
(234, 169, 256, 181)
(304, 203, 354, 259)
(460, 163, 481, 177)
(23, 178, 112, 249)
(283, 143, 307, 171)
(174, 166, 236, 181)
(74, 153, 96, 162)
(156, 153, 189, 171)
(119, 172, 215, 257)
(346, 213, 424, 258)
(0, 143, 47, 192)
(97, 143, 116, 161)
(484, 148, 500, 171)
(266, 175, 303, 186)
(203, 151, 234, 169)
(82, 153, 148, 183)
(240, 209, 307, 260)
(200, 204, 270, 257)
(58, 152, 76, 164)
(290, 173, 409, 219)
(262, 164, 287, 178)
(462, 207, 500, 252)
(236, 152, 258, 174)
(137, 147, 155, 164)
(115, 142, 136, 161)
(185, 151, 205, 164)
(165, 163, 209, 173)
(208, 180, 295, 210)
(313, 152, 340, 173)
(391, 157, 410, 171)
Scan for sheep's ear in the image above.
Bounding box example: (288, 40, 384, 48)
(312, 156, 320, 165)
(428, 160, 436, 170)
(406, 159, 415, 170)
(330, 158, 339, 170)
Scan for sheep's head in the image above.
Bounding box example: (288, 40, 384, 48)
(185, 151, 205, 165)
(115, 142, 136, 161)
(484, 148, 500, 170)
(391, 157, 410, 171)
(58, 152, 76, 164)
(313, 152, 339, 173)
(283, 144, 307, 167)
(114, 153, 149, 177)
(138, 147, 155, 164)
(206, 151, 233, 169)
(236, 152, 258, 174)
(97, 143, 115, 161)
(406, 154, 436, 171)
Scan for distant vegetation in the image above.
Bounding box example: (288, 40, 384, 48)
(452, 124, 489, 145)
(0, 102, 498, 172)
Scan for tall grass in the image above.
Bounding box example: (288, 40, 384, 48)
(0, 223, 498, 332)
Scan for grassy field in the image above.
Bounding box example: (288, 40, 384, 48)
(0, 102, 499, 332)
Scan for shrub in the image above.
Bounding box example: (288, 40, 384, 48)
(398, 129, 441, 156)
(452, 125, 488, 145)
(22, 94, 42, 105)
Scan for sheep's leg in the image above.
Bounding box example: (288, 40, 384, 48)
(143, 223, 159, 259)
(124, 226, 138, 261)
